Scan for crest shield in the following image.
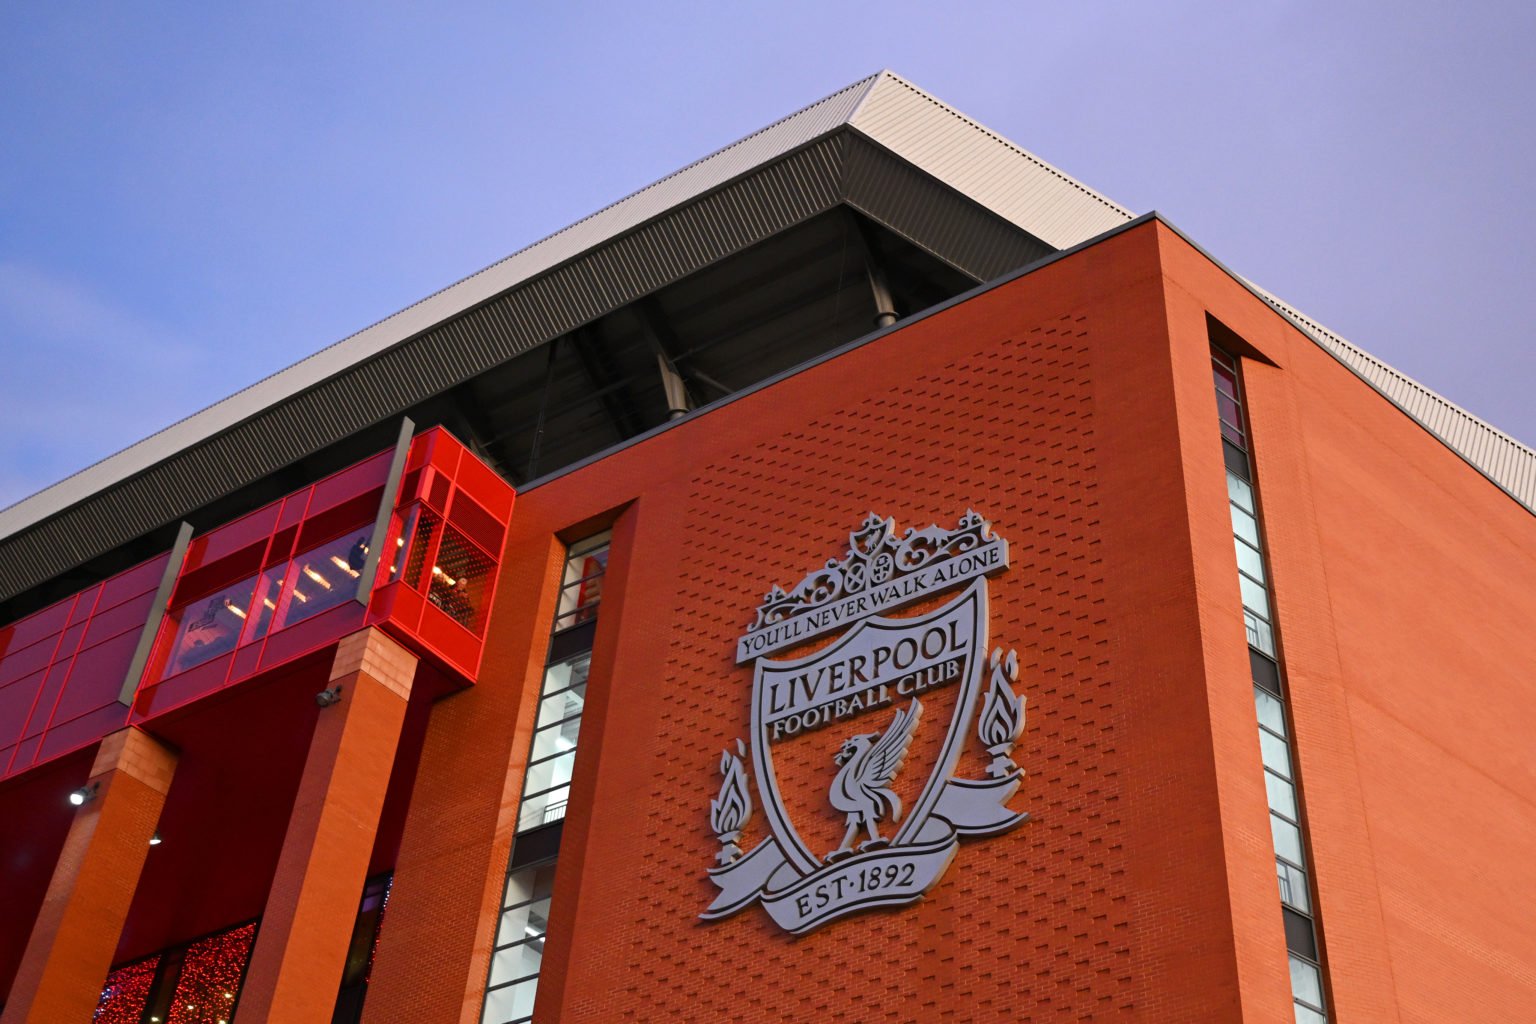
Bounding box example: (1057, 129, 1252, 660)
(704, 512, 1029, 935)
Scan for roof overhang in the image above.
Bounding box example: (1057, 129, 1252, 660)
(0, 71, 1529, 608)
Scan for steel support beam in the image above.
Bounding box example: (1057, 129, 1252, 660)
(636, 297, 693, 420)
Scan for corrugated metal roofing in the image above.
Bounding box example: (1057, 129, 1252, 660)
(0, 73, 884, 543)
(847, 74, 1133, 248)
(1, 69, 1530, 577)
(1253, 288, 1536, 510)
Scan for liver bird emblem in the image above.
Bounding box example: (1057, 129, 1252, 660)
(826, 699, 923, 861)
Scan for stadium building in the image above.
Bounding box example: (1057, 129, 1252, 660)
(1, 73, 1533, 1024)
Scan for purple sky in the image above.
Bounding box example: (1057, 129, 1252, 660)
(2, 3, 1532, 511)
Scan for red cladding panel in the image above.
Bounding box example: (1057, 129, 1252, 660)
(189, 504, 283, 569)
(4, 601, 73, 653)
(2, 428, 512, 782)
(307, 451, 391, 517)
(0, 638, 55, 688)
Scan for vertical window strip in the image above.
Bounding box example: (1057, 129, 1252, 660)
(1211, 347, 1329, 1022)
(482, 532, 611, 1024)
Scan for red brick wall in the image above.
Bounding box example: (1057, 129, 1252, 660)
(372, 222, 1287, 1022)
(372, 219, 1536, 1022)
(1159, 224, 1536, 1021)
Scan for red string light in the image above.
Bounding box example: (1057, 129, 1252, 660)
(93, 955, 160, 1023)
(163, 922, 256, 1024)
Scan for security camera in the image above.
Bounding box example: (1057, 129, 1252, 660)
(315, 685, 344, 708)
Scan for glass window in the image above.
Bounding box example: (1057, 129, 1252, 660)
(1226, 472, 1255, 513)
(1245, 611, 1276, 656)
(1270, 813, 1305, 864)
(496, 894, 552, 949)
(482, 977, 537, 1024)
(1289, 955, 1324, 1009)
(1254, 687, 1286, 736)
(401, 510, 440, 588)
(1234, 537, 1265, 583)
(1217, 343, 1328, 1017)
(539, 655, 591, 704)
(243, 564, 286, 644)
(95, 955, 161, 1022)
(488, 938, 545, 988)
(528, 717, 583, 763)
(486, 532, 613, 1023)
(519, 786, 570, 832)
(1212, 357, 1239, 393)
(162, 577, 257, 677)
(1259, 728, 1292, 778)
(426, 526, 496, 633)
(553, 534, 611, 631)
(502, 863, 557, 911)
(1217, 393, 1244, 435)
(1265, 770, 1298, 820)
(1277, 859, 1310, 912)
(524, 751, 576, 796)
(1238, 573, 1270, 618)
(1230, 505, 1260, 547)
(536, 681, 588, 731)
(277, 534, 363, 629)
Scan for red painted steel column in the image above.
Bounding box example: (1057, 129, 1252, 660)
(235, 627, 417, 1024)
(0, 728, 177, 1024)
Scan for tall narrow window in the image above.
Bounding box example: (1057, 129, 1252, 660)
(331, 874, 391, 1024)
(1211, 345, 1329, 1023)
(482, 532, 611, 1024)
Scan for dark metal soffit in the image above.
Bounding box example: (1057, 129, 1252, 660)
(0, 131, 1052, 604)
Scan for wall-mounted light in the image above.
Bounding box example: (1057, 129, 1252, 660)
(69, 782, 100, 806)
(149, 832, 162, 846)
(315, 685, 344, 708)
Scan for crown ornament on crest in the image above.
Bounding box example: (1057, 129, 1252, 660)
(747, 510, 1000, 633)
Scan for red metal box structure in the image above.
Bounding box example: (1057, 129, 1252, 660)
(0, 426, 512, 784)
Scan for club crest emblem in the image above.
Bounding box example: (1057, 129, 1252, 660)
(703, 511, 1029, 934)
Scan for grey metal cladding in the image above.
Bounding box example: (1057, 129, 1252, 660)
(841, 135, 1055, 281)
(0, 134, 857, 601)
(7, 69, 1534, 605)
(1256, 291, 1536, 511)
(846, 74, 1133, 248)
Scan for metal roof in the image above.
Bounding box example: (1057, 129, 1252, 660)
(0, 70, 1530, 603)
(1253, 289, 1536, 509)
(0, 72, 1130, 546)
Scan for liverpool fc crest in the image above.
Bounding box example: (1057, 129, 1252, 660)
(702, 511, 1029, 934)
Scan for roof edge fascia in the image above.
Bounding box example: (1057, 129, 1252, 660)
(1148, 214, 1536, 516)
(0, 74, 899, 541)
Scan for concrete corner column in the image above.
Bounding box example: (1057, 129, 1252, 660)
(1, 728, 177, 1024)
(235, 627, 416, 1024)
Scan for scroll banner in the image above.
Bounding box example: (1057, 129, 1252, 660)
(703, 771, 1024, 933)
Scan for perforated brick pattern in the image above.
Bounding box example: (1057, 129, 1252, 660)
(572, 315, 1128, 1020)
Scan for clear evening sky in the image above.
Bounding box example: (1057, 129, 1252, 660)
(2, 3, 1532, 510)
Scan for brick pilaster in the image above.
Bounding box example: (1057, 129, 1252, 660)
(1, 728, 177, 1024)
(235, 627, 416, 1024)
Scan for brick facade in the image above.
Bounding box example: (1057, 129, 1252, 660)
(3, 219, 1532, 1022)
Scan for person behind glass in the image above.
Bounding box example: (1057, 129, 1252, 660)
(428, 571, 474, 626)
